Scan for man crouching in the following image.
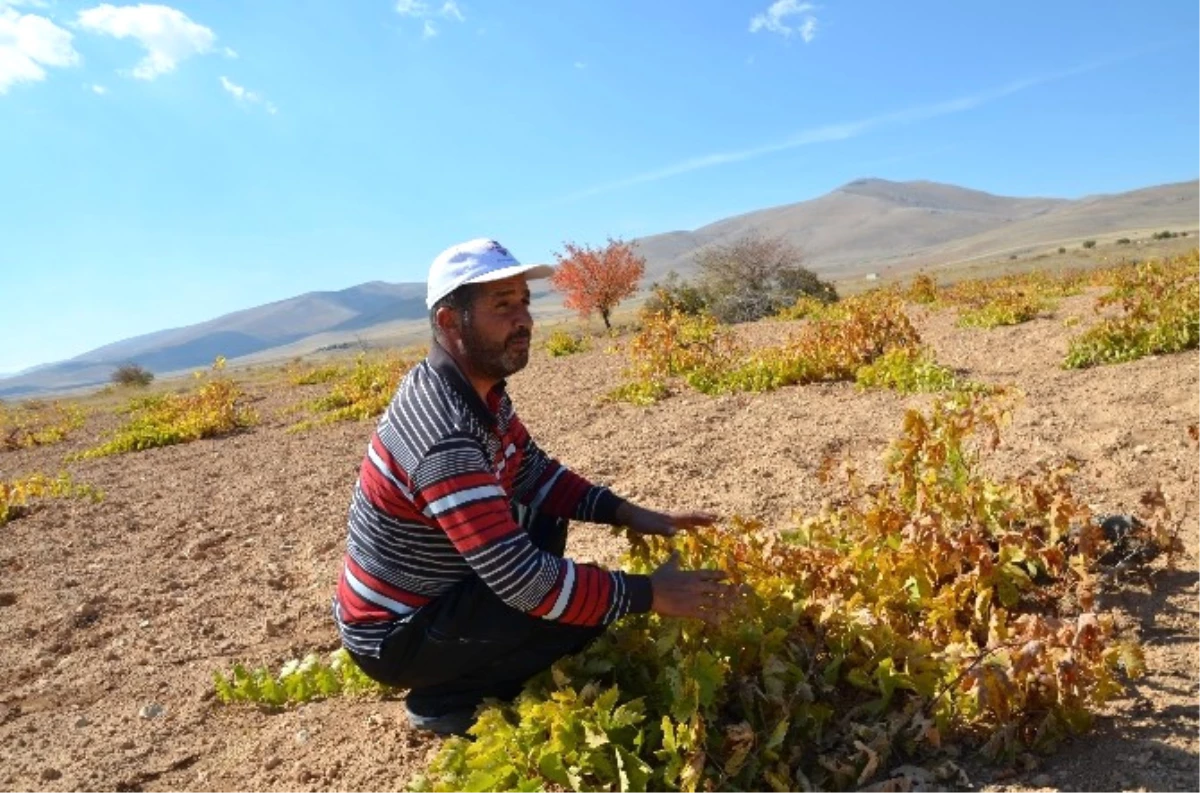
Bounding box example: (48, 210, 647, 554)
(333, 238, 737, 735)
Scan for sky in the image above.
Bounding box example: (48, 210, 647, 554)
(1, 0, 1197, 374)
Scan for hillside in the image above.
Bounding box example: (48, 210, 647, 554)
(2, 177, 1195, 398)
(0, 286, 1195, 790)
(633, 178, 1198, 281)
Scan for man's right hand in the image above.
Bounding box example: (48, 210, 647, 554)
(649, 551, 738, 626)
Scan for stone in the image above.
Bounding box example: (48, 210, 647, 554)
(40, 768, 62, 781)
(138, 703, 165, 720)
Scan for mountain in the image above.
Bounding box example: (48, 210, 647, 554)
(631, 178, 1197, 282)
(2, 177, 1195, 398)
(0, 282, 425, 398)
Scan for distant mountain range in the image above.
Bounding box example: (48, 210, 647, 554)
(3, 177, 1196, 398)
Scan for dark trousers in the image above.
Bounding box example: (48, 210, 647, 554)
(350, 506, 606, 714)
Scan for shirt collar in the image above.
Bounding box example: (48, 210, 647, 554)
(428, 339, 504, 429)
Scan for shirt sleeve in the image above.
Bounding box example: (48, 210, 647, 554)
(508, 414, 624, 524)
(411, 433, 651, 625)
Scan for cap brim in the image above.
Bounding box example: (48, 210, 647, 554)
(465, 262, 555, 285)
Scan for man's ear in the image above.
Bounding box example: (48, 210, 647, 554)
(434, 305, 460, 340)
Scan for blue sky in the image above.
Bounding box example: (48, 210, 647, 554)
(1, 0, 1197, 374)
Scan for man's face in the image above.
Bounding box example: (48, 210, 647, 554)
(456, 276, 533, 381)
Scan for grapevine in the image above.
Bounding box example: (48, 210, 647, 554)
(415, 393, 1163, 792)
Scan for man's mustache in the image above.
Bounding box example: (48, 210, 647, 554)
(507, 330, 531, 344)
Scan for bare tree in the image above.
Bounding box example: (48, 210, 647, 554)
(693, 234, 836, 324)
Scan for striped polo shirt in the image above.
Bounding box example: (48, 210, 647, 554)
(332, 341, 653, 658)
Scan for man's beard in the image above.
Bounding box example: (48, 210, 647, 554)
(459, 318, 531, 381)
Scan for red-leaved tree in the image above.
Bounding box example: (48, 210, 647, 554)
(550, 237, 646, 330)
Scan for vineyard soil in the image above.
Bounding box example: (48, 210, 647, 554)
(1, 290, 1196, 791)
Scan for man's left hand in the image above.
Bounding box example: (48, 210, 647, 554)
(615, 501, 717, 537)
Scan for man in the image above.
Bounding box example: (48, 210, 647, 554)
(333, 238, 735, 736)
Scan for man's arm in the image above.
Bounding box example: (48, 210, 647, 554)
(509, 416, 624, 524)
(413, 434, 651, 626)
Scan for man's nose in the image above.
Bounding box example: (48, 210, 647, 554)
(514, 304, 533, 329)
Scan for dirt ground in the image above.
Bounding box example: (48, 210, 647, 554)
(1, 290, 1196, 792)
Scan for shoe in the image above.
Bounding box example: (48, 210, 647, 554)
(404, 702, 477, 737)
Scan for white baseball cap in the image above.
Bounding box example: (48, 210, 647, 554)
(425, 238, 555, 309)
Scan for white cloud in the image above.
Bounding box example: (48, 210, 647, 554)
(396, 0, 464, 35)
(223, 45, 237, 58)
(573, 60, 585, 70)
(557, 61, 1110, 203)
(90, 82, 107, 93)
(0, 5, 80, 94)
(76, 3, 216, 79)
(750, 0, 818, 42)
(219, 74, 275, 113)
(797, 15, 817, 43)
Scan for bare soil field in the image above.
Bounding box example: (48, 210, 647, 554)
(1, 290, 1196, 792)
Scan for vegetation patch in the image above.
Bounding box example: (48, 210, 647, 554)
(79, 370, 256, 458)
(214, 648, 388, 708)
(612, 294, 938, 401)
(956, 292, 1048, 329)
(290, 352, 420, 430)
(644, 235, 838, 324)
(0, 400, 86, 451)
(855, 346, 988, 394)
(544, 330, 589, 357)
(111, 362, 155, 388)
(1064, 250, 1199, 368)
(413, 394, 1167, 792)
(286, 361, 347, 386)
(1, 471, 103, 526)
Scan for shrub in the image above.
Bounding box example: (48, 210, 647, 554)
(904, 273, 939, 304)
(641, 271, 710, 317)
(957, 292, 1046, 329)
(111, 362, 154, 387)
(295, 352, 417, 427)
(692, 235, 837, 324)
(604, 379, 670, 406)
(855, 346, 986, 394)
(287, 362, 346, 386)
(1058, 247, 1067, 254)
(1151, 230, 1178, 240)
(1, 401, 85, 451)
(415, 394, 1162, 792)
(773, 294, 835, 321)
(708, 294, 920, 394)
(214, 648, 387, 707)
(79, 376, 256, 458)
(1082, 240, 1097, 249)
(1065, 250, 1199, 368)
(1116, 238, 1131, 245)
(1, 472, 103, 526)
(605, 310, 739, 405)
(544, 330, 588, 357)
(551, 238, 646, 330)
